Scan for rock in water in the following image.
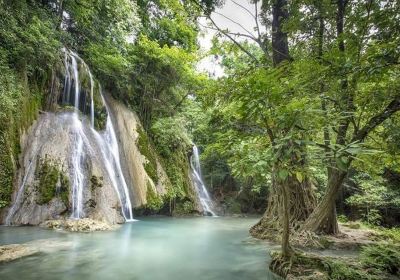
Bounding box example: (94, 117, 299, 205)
(0, 238, 73, 263)
(0, 244, 38, 263)
(41, 218, 115, 232)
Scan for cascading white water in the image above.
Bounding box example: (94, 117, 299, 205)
(90, 90, 134, 221)
(64, 51, 87, 219)
(190, 145, 216, 216)
(5, 160, 35, 225)
(62, 49, 134, 221)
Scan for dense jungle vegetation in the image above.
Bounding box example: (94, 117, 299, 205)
(0, 0, 399, 279)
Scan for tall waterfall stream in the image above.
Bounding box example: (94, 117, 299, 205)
(190, 145, 217, 216)
(61, 49, 134, 221)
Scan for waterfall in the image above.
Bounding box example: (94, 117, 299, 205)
(190, 145, 216, 216)
(62, 49, 134, 221)
(5, 159, 36, 225)
(90, 90, 134, 221)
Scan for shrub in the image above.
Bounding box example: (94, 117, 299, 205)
(324, 260, 376, 280)
(360, 243, 400, 275)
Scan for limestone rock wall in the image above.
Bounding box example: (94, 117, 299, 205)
(105, 94, 170, 208)
(2, 112, 124, 225)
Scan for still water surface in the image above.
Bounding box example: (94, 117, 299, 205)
(0, 217, 278, 280)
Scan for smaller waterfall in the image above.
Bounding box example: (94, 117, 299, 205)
(5, 159, 35, 225)
(190, 145, 217, 216)
(91, 91, 135, 221)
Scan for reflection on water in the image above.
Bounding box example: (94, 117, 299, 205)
(0, 217, 279, 280)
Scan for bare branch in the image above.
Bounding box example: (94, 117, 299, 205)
(231, 0, 256, 18)
(199, 21, 258, 41)
(254, 0, 262, 40)
(201, 17, 260, 63)
(213, 11, 255, 37)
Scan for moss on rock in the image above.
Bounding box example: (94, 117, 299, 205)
(137, 126, 159, 184)
(173, 200, 195, 216)
(35, 156, 69, 206)
(90, 175, 103, 191)
(145, 182, 163, 211)
(0, 65, 41, 209)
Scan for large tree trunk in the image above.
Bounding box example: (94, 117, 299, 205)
(250, 172, 316, 238)
(270, 0, 290, 66)
(302, 169, 347, 234)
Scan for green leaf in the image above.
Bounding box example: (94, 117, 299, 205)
(278, 169, 289, 181)
(296, 171, 304, 183)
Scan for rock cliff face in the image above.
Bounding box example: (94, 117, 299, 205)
(105, 95, 170, 208)
(3, 111, 124, 225)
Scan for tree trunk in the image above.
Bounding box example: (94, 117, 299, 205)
(302, 169, 347, 234)
(281, 180, 293, 257)
(251, 171, 316, 238)
(271, 0, 290, 66)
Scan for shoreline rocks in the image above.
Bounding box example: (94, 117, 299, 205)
(41, 218, 117, 232)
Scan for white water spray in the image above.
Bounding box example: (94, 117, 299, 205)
(62, 49, 134, 221)
(190, 145, 216, 216)
(5, 159, 35, 225)
(90, 91, 134, 221)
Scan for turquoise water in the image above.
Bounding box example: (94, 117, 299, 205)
(0, 217, 278, 280)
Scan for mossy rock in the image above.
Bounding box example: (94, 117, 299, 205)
(0, 71, 41, 208)
(173, 200, 196, 216)
(35, 156, 69, 206)
(145, 182, 163, 211)
(90, 175, 103, 191)
(137, 126, 159, 184)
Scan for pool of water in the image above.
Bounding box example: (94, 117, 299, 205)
(0, 217, 279, 280)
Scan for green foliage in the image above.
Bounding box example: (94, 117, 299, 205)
(0, 0, 61, 76)
(173, 200, 195, 215)
(374, 227, 400, 244)
(223, 197, 241, 214)
(136, 0, 199, 51)
(151, 117, 191, 158)
(346, 173, 400, 225)
(360, 243, 400, 276)
(64, 0, 139, 47)
(0, 62, 41, 208)
(129, 35, 198, 128)
(324, 260, 377, 280)
(150, 116, 193, 201)
(137, 126, 159, 184)
(145, 182, 163, 211)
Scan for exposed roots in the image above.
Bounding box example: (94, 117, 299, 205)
(270, 251, 328, 280)
(269, 252, 293, 278)
(250, 177, 316, 240)
(292, 230, 331, 249)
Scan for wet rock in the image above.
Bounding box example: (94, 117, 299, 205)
(0, 244, 38, 263)
(105, 95, 170, 207)
(41, 218, 116, 232)
(3, 112, 124, 225)
(0, 238, 73, 263)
